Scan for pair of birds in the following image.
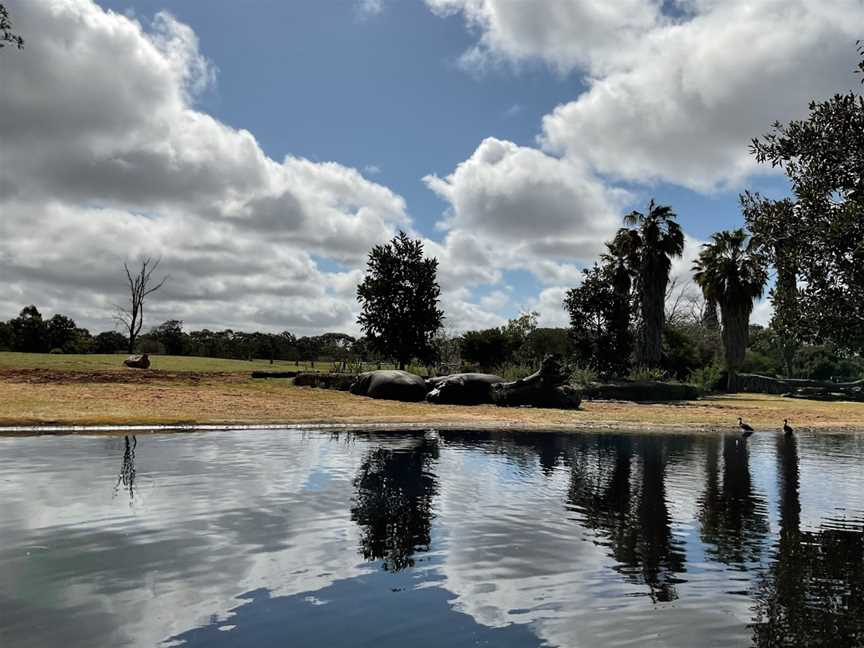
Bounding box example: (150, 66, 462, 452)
(738, 417, 794, 438)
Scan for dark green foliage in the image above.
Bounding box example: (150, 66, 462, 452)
(661, 326, 705, 380)
(458, 314, 566, 372)
(791, 345, 864, 382)
(750, 52, 864, 354)
(47, 314, 78, 353)
(741, 193, 801, 375)
(564, 263, 632, 375)
(9, 306, 49, 353)
(524, 327, 572, 362)
(459, 327, 510, 370)
(693, 229, 768, 391)
(93, 331, 128, 354)
(356, 232, 443, 369)
(151, 320, 187, 356)
(0, 3, 23, 49)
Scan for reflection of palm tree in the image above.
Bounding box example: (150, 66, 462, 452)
(568, 436, 687, 602)
(751, 437, 864, 646)
(114, 435, 137, 500)
(698, 436, 769, 566)
(351, 437, 438, 572)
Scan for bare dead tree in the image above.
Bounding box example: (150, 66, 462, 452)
(116, 258, 168, 354)
(665, 277, 710, 327)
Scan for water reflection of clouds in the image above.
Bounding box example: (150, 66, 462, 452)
(3, 430, 864, 648)
(0, 432, 371, 648)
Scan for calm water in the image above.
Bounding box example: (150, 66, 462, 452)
(2, 430, 864, 647)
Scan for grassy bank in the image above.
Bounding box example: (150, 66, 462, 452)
(1, 353, 863, 432)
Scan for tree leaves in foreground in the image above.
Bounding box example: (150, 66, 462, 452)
(750, 48, 864, 354)
(693, 229, 767, 392)
(740, 193, 802, 376)
(356, 231, 443, 369)
(1, 3, 23, 49)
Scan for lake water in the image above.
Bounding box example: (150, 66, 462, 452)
(2, 429, 864, 647)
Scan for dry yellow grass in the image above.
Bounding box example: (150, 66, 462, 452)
(1, 368, 863, 432)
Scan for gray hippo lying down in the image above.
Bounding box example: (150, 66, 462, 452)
(425, 373, 505, 405)
(349, 370, 429, 402)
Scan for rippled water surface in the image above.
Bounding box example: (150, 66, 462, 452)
(2, 429, 864, 647)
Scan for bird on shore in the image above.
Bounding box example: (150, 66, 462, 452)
(738, 417, 754, 437)
(783, 419, 794, 436)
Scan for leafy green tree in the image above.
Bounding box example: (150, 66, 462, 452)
(151, 320, 188, 356)
(459, 328, 510, 370)
(93, 331, 128, 354)
(564, 263, 630, 375)
(1, 3, 23, 49)
(69, 328, 95, 354)
(357, 232, 444, 369)
(750, 47, 864, 354)
(618, 200, 684, 367)
(10, 305, 48, 353)
(693, 229, 768, 392)
(741, 193, 801, 376)
(47, 314, 78, 352)
(524, 328, 572, 364)
(501, 311, 538, 365)
(0, 321, 13, 350)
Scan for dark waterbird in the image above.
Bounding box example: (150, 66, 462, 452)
(738, 417, 755, 437)
(784, 419, 794, 436)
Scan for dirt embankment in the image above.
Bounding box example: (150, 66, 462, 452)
(1, 367, 864, 432)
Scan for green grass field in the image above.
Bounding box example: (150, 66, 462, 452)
(0, 352, 336, 373)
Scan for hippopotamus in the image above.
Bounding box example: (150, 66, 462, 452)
(349, 370, 429, 402)
(425, 373, 505, 405)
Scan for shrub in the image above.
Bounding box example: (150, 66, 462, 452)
(49, 348, 64, 354)
(569, 366, 598, 385)
(688, 364, 723, 393)
(627, 366, 668, 382)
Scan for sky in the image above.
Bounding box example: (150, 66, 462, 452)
(1, 0, 862, 336)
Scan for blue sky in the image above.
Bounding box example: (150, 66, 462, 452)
(99, 0, 785, 240)
(1, 1, 858, 333)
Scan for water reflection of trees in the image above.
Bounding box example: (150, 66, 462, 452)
(350, 436, 439, 572)
(114, 435, 137, 500)
(751, 436, 864, 646)
(567, 436, 687, 602)
(698, 437, 769, 567)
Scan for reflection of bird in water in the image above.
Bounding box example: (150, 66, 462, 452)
(114, 435, 137, 500)
(783, 419, 794, 436)
(739, 417, 754, 437)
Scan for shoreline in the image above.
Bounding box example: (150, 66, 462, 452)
(3, 420, 863, 437)
(2, 366, 863, 436)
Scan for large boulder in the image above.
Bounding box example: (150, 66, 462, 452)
(123, 354, 150, 369)
(491, 356, 582, 409)
(349, 370, 429, 402)
(425, 373, 505, 405)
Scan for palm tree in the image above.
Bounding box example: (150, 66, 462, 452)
(599, 229, 639, 374)
(619, 200, 685, 367)
(693, 229, 767, 392)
